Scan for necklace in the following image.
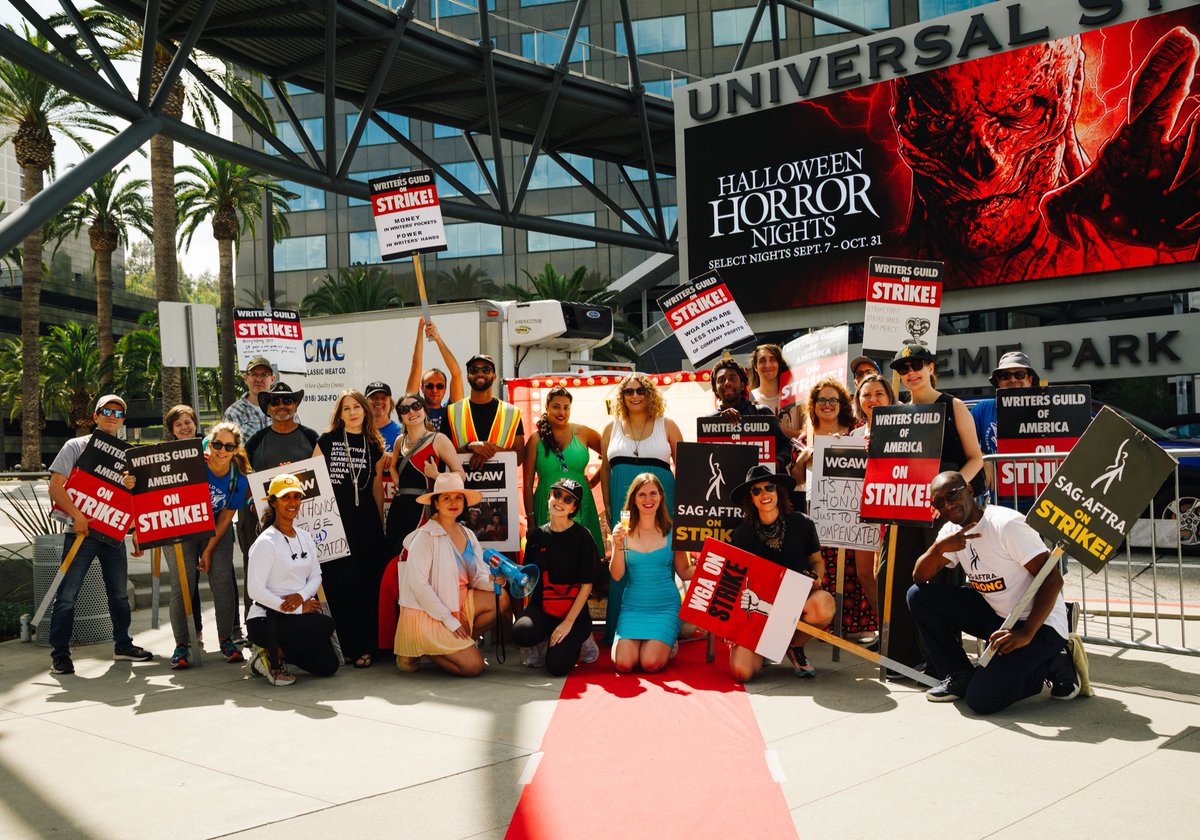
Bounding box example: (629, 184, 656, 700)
(343, 427, 365, 507)
(630, 415, 649, 458)
(282, 533, 308, 561)
(756, 515, 786, 550)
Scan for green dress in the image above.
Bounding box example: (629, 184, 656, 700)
(533, 432, 603, 555)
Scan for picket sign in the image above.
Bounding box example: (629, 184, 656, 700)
(977, 545, 1065, 668)
(317, 583, 344, 663)
(795, 618, 939, 688)
(31, 534, 85, 627)
(150, 547, 162, 629)
(175, 542, 202, 666)
(832, 547, 846, 663)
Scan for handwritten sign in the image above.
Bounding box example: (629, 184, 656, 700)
(247, 457, 348, 563)
(810, 436, 879, 551)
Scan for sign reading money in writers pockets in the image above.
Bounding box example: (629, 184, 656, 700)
(810, 436, 879, 551)
(458, 451, 519, 553)
(128, 439, 215, 550)
(57, 430, 132, 547)
(780, 323, 849, 410)
(672, 442, 760, 552)
(657, 271, 754, 367)
(697, 416, 777, 468)
(1026, 407, 1176, 573)
(861, 257, 943, 357)
(248, 457, 348, 563)
(860, 403, 945, 525)
(679, 538, 813, 661)
(370, 168, 448, 260)
(234, 307, 306, 374)
(996, 385, 1092, 500)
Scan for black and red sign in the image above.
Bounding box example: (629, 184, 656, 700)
(996, 385, 1092, 498)
(672, 442, 761, 552)
(860, 403, 945, 525)
(60, 430, 132, 547)
(128, 439, 215, 549)
(697, 416, 777, 468)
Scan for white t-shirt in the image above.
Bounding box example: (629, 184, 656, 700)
(246, 525, 322, 621)
(937, 505, 1068, 640)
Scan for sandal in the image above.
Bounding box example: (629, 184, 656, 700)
(353, 653, 373, 669)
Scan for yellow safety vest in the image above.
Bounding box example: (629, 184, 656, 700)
(447, 399, 522, 450)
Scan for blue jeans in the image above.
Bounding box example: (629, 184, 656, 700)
(48, 534, 133, 658)
(906, 583, 1065, 715)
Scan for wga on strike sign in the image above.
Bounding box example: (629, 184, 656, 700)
(370, 169, 448, 260)
(234, 307, 305, 374)
(680, 539, 813, 661)
(861, 256, 943, 357)
(128, 439, 215, 549)
(59, 430, 132, 547)
(996, 385, 1091, 498)
(657, 270, 754, 366)
(860, 403, 945, 525)
(697, 416, 776, 467)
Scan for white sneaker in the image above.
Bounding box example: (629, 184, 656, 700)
(250, 648, 270, 678)
(526, 640, 547, 668)
(518, 645, 536, 667)
(580, 634, 599, 664)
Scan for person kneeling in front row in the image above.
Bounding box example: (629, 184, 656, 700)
(246, 474, 340, 686)
(908, 471, 1081, 714)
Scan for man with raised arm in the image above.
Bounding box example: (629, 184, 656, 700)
(446, 353, 524, 471)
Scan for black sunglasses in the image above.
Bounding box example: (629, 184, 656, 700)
(622, 386, 647, 396)
(750, 482, 777, 496)
(423, 382, 446, 390)
(96, 407, 126, 418)
(550, 488, 578, 503)
(995, 370, 1032, 382)
(269, 396, 296, 406)
(893, 361, 926, 374)
(398, 402, 423, 415)
(930, 485, 970, 508)
(468, 365, 495, 374)
(208, 440, 238, 452)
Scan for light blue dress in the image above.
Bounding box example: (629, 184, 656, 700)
(614, 540, 681, 646)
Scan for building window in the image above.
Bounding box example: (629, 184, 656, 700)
(349, 169, 406, 207)
(812, 0, 889, 36)
(521, 27, 591, 64)
(267, 118, 323, 156)
(527, 213, 596, 252)
(615, 16, 687, 55)
(623, 166, 674, 183)
(444, 222, 504, 258)
(433, 123, 460, 139)
(437, 160, 496, 198)
(261, 80, 308, 99)
(621, 206, 678, 235)
(918, 0, 993, 19)
(349, 231, 383, 265)
(520, 0, 566, 6)
(346, 111, 410, 146)
(274, 235, 326, 271)
(525, 153, 593, 190)
(278, 180, 325, 212)
(712, 7, 788, 47)
(430, 0, 495, 18)
(643, 78, 686, 98)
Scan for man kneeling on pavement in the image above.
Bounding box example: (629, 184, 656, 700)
(907, 471, 1082, 714)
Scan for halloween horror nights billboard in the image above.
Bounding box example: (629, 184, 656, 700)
(676, 1, 1200, 314)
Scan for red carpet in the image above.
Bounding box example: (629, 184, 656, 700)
(506, 639, 798, 840)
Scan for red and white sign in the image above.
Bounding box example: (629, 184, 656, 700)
(234, 307, 306, 374)
(128, 440, 215, 549)
(370, 169, 448, 260)
(860, 403, 945, 525)
(657, 270, 754, 366)
(679, 538, 813, 661)
(58, 430, 133, 547)
(861, 257, 943, 357)
(779, 323, 849, 409)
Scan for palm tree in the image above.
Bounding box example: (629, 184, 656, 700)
(176, 154, 292, 408)
(504, 263, 639, 363)
(115, 311, 162, 408)
(432, 263, 499, 303)
(51, 165, 153, 386)
(0, 201, 21, 282)
(74, 8, 275, 418)
(300, 265, 406, 315)
(42, 323, 110, 435)
(0, 24, 112, 467)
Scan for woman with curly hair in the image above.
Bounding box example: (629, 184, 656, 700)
(748, 343, 801, 437)
(313, 389, 387, 668)
(599, 374, 682, 643)
(523, 386, 604, 554)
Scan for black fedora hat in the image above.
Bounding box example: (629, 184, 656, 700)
(258, 381, 305, 411)
(730, 464, 796, 504)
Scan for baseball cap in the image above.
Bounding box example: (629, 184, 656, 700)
(266, 473, 305, 499)
(94, 394, 127, 412)
(245, 356, 272, 372)
(364, 381, 392, 398)
(466, 354, 496, 370)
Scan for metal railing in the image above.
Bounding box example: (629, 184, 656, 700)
(984, 449, 1198, 657)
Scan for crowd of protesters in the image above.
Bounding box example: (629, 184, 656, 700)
(42, 333, 1080, 713)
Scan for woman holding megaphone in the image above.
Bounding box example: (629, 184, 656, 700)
(510, 478, 603, 675)
(395, 473, 505, 676)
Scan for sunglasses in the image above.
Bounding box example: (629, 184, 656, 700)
(550, 488, 578, 503)
(930, 485, 970, 509)
(468, 365, 494, 374)
(995, 370, 1031, 383)
(893, 361, 927, 375)
(208, 440, 238, 452)
(750, 482, 777, 496)
(814, 397, 841, 407)
(398, 402, 423, 415)
(96, 407, 126, 418)
(853, 367, 876, 379)
(622, 386, 647, 396)
(269, 396, 296, 406)
(423, 382, 446, 390)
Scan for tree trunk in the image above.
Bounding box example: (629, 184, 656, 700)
(217, 236, 236, 409)
(151, 130, 182, 416)
(19, 162, 44, 470)
(91, 226, 116, 390)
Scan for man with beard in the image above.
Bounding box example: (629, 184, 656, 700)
(704, 357, 792, 474)
(908, 472, 1081, 714)
(447, 354, 524, 471)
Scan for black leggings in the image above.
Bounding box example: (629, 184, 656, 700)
(248, 613, 340, 677)
(512, 604, 593, 676)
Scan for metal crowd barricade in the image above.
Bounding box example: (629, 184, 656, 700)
(984, 449, 1199, 658)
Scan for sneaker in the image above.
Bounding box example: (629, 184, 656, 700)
(114, 644, 154, 662)
(50, 655, 74, 675)
(220, 640, 245, 664)
(250, 648, 271, 678)
(265, 661, 295, 686)
(1047, 645, 1081, 700)
(525, 640, 547, 668)
(231, 632, 248, 647)
(170, 645, 191, 670)
(580, 634, 600, 664)
(926, 670, 973, 703)
(785, 646, 816, 678)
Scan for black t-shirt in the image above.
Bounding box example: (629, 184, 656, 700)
(246, 424, 319, 471)
(523, 522, 601, 617)
(730, 512, 821, 577)
(468, 399, 525, 441)
(316, 431, 382, 494)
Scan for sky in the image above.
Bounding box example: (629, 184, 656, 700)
(2, 1, 228, 276)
